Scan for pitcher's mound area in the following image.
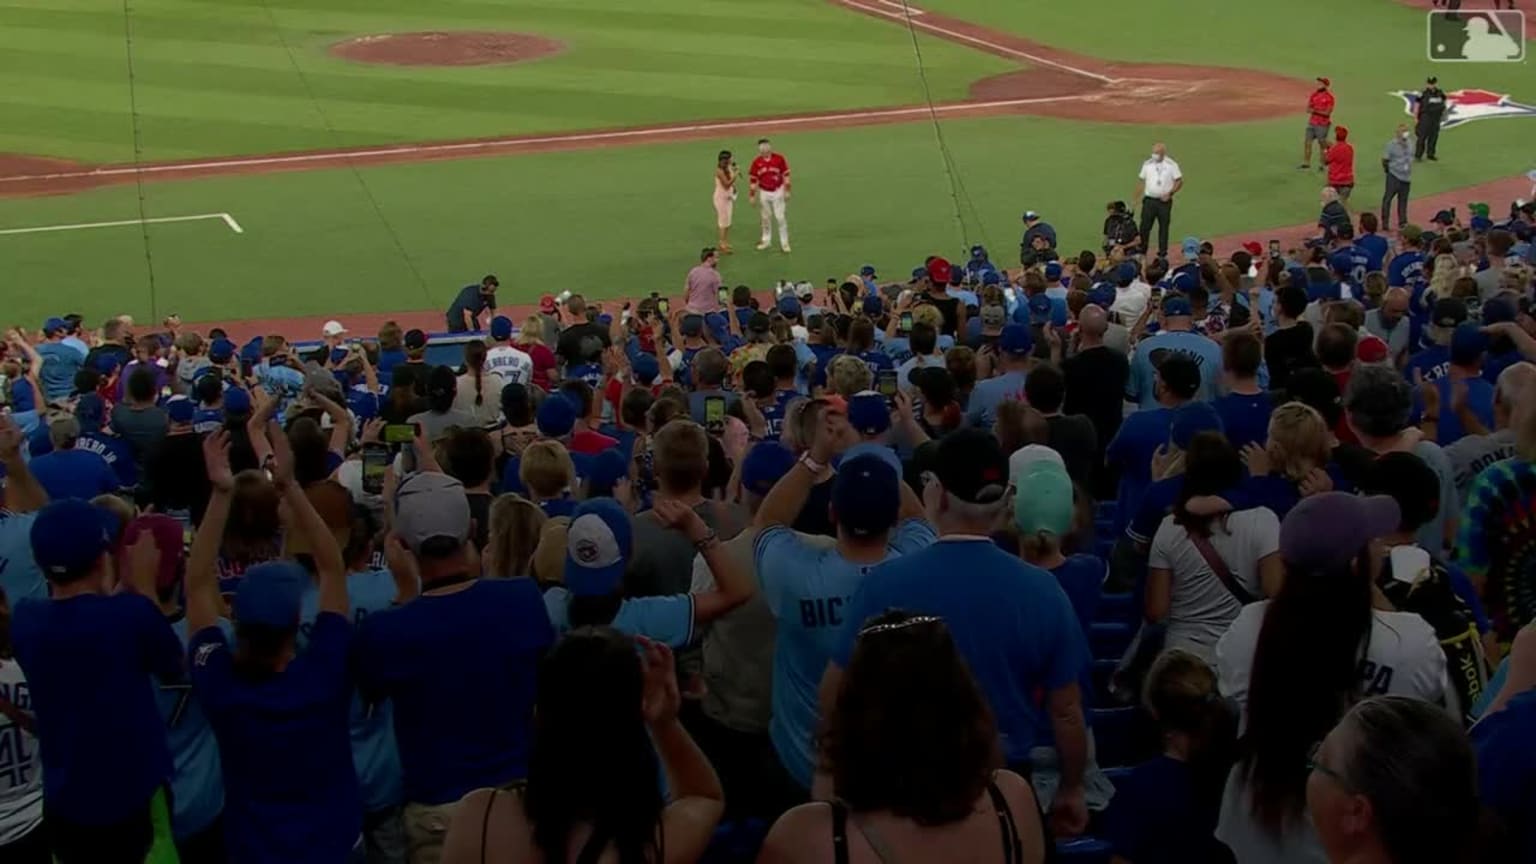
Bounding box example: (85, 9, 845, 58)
(330, 32, 565, 67)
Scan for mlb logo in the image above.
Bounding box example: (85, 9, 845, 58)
(1426, 10, 1526, 62)
(1393, 88, 1536, 129)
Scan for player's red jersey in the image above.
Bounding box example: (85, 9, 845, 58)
(1308, 90, 1335, 126)
(749, 153, 789, 192)
(1325, 141, 1355, 186)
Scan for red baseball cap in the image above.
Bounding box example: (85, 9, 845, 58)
(1357, 334, 1389, 365)
(926, 257, 953, 285)
(1317, 77, 1331, 87)
(538, 294, 557, 314)
(1241, 241, 1263, 258)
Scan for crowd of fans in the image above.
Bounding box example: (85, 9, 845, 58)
(1, 198, 1536, 864)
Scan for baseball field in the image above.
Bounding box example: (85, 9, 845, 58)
(0, 0, 1531, 336)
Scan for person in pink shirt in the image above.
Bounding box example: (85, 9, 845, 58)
(713, 150, 738, 254)
(685, 247, 723, 314)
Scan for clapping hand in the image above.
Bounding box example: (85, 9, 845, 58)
(638, 637, 681, 726)
(203, 430, 235, 493)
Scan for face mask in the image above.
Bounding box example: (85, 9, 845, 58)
(1151, 152, 1163, 161)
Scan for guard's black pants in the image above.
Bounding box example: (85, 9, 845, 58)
(1415, 117, 1442, 158)
(1382, 175, 1411, 230)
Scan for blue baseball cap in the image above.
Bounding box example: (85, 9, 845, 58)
(981, 269, 1003, 286)
(1170, 402, 1224, 450)
(490, 315, 514, 341)
(565, 498, 633, 596)
(1470, 215, 1494, 234)
(741, 441, 797, 496)
(233, 560, 307, 628)
(1162, 294, 1193, 317)
(862, 295, 884, 316)
(1023, 210, 1040, 221)
(847, 392, 891, 437)
(860, 265, 877, 277)
(1117, 262, 1138, 283)
(165, 396, 194, 425)
(971, 245, 987, 259)
(1286, 267, 1310, 294)
(999, 323, 1034, 355)
(680, 314, 705, 338)
(831, 452, 901, 538)
(1451, 322, 1489, 365)
(329, 347, 350, 366)
(30, 499, 118, 581)
(910, 266, 929, 282)
(585, 449, 630, 496)
(777, 295, 802, 317)
(223, 387, 252, 415)
(537, 394, 578, 438)
(76, 393, 106, 433)
(1328, 252, 1354, 276)
(631, 352, 660, 385)
(1181, 237, 1201, 258)
(93, 353, 121, 375)
(704, 312, 729, 343)
(1088, 284, 1116, 308)
(208, 338, 236, 363)
(42, 317, 68, 336)
(240, 337, 264, 365)
(1044, 262, 1063, 281)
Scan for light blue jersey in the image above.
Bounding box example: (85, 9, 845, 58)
(161, 617, 233, 839)
(0, 512, 44, 605)
(755, 519, 937, 788)
(299, 569, 404, 813)
(966, 370, 1028, 429)
(543, 588, 694, 648)
(1128, 330, 1224, 409)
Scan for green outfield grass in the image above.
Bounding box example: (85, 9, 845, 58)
(0, 0, 1010, 163)
(0, 0, 1530, 327)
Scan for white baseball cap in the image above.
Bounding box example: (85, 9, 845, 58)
(321, 320, 348, 337)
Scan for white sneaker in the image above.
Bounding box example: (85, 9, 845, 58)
(781, 244, 792, 253)
(756, 241, 770, 251)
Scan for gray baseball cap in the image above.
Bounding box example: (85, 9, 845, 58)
(395, 472, 471, 553)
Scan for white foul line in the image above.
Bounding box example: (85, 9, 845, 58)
(0, 95, 1092, 185)
(0, 212, 243, 237)
(837, 0, 1117, 84)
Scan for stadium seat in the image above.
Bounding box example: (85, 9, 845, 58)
(1089, 621, 1132, 660)
(1055, 836, 1113, 863)
(1091, 706, 1144, 768)
(1096, 592, 1134, 624)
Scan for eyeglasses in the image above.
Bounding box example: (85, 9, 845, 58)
(1306, 741, 1351, 790)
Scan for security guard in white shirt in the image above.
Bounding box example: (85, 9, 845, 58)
(1136, 142, 1183, 259)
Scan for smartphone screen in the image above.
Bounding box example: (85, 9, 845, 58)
(899, 312, 914, 333)
(362, 444, 390, 494)
(657, 298, 671, 315)
(718, 288, 729, 305)
(1268, 240, 1281, 258)
(383, 424, 415, 445)
(704, 396, 726, 432)
(877, 369, 898, 398)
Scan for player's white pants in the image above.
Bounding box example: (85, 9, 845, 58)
(758, 188, 789, 248)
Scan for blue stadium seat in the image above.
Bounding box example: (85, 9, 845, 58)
(1091, 706, 1143, 768)
(1096, 592, 1134, 623)
(1055, 836, 1113, 863)
(1089, 621, 1132, 660)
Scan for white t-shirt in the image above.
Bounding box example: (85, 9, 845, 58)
(1138, 156, 1183, 199)
(0, 658, 42, 846)
(1149, 509, 1279, 663)
(1213, 602, 1450, 864)
(484, 344, 533, 386)
(1109, 279, 1151, 323)
(453, 370, 507, 428)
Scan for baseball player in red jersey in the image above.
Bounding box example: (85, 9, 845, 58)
(1300, 76, 1335, 170)
(748, 138, 791, 252)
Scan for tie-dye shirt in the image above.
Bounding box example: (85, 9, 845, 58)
(1454, 458, 1536, 641)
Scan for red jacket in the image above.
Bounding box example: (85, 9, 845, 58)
(1325, 141, 1355, 186)
(1308, 90, 1335, 125)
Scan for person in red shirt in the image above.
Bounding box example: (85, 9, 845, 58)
(1324, 125, 1356, 204)
(747, 138, 791, 253)
(1300, 76, 1335, 170)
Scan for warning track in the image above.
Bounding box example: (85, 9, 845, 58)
(0, 0, 1317, 198)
